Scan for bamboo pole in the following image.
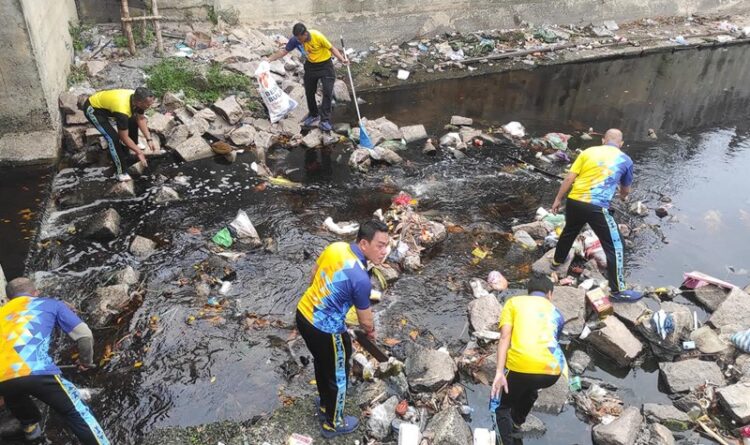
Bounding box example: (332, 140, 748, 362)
(120, 0, 136, 55)
(120, 15, 163, 22)
(151, 0, 164, 54)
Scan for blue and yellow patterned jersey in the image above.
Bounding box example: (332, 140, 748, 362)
(499, 294, 567, 377)
(298, 242, 371, 334)
(568, 144, 634, 208)
(0, 296, 83, 382)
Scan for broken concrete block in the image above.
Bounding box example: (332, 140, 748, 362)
(186, 117, 210, 137)
(468, 294, 502, 333)
(649, 423, 675, 445)
(254, 131, 276, 150)
(373, 117, 402, 141)
(301, 129, 324, 148)
(592, 406, 642, 445)
(642, 403, 690, 431)
(206, 115, 234, 140)
(690, 326, 732, 355)
(512, 220, 551, 240)
(229, 125, 257, 146)
(128, 161, 147, 177)
(85, 60, 108, 77)
(65, 110, 89, 125)
(659, 359, 725, 393)
(173, 135, 214, 162)
(107, 180, 135, 198)
(367, 395, 398, 440)
(692, 284, 728, 312)
(349, 148, 371, 173)
(194, 107, 217, 122)
(112, 265, 139, 286)
(450, 115, 473, 126)
(161, 92, 184, 112)
(423, 139, 437, 155)
(332, 79, 351, 102)
(213, 95, 243, 124)
(532, 249, 573, 276)
(717, 381, 750, 423)
(130, 235, 157, 259)
(400, 124, 428, 143)
(405, 343, 456, 392)
(516, 414, 546, 437)
(173, 107, 193, 125)
(87, 284, 131, 327)
(63, 126, 87, 152)
(371, 146, 403, 165)
(459, 127, 482, 144)
(425, 407, 472, 444)
(151, 186, 180, 204)
(535, 373, 569, 414)
(552, 286, 587, 336)
(587, 316, 643, 366)
(613, 300, 649, 327)
(569, 349, 591, 374)
(147, 113, 175, 136)
(58, 92, 79, 114)
(268, 60, 286, 76)
(709, 287, 750, 331)
(84, 208, 121, 240)
(166, 125, 190, 149)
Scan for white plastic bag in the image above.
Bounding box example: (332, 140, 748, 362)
(229, 210, 259, 240)
(323, 217, 359, 236)
(254, 61, 297, 123)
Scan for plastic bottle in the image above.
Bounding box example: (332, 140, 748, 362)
(489, 396, 501, 412)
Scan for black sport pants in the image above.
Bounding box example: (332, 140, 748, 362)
(83, 100, 138, 176)
(303, 59, 335, 122)
(493, 370, 559, 445)
(0, 374, 109, 445)
(553, 198, 626, 293)
(296, 310, 351, 427)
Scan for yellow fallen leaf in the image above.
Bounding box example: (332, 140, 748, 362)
(409, 330, 419, 340)
(400, 318, 408, 327)
(134, 362, 143, 368)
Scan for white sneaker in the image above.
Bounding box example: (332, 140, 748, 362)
(117, 173, 133, 182)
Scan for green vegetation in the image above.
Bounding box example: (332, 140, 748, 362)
(206, 5, 239, 26)
(69, 22, 93, 52)
(68, 65, 88, 86)
(206, 5, 218, 25)
(113, 34, 129, 48)
(145, 58, 251, 104)
(113, 22, 155, 49)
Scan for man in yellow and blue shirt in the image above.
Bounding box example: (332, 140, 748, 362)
(268, 23, 349, 132)
(550, 128, 641, 301)
(295, 220, 389, 438)
(491, 275, 567, 445)
(0, 277, 109, 444)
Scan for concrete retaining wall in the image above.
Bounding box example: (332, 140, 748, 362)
(0, 0, 77, 164)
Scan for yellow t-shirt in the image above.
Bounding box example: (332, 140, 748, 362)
(285, 30, 333, 63)
(88, 89, 139, 129)
(499, 295, 567, 376)
(567, 145, 634, 208)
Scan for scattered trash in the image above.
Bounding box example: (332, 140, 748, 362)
(397, 69, 410, 80)
(682, 271, 736, 290)
(323, 217, 360, 236)
(473, 428, 496, 445)
(211, 227, 233, 248)
(287, 433, 313, 445)
(651, 310, 675, 340)
(502, 121, 526, 138)
(586, 288, 613, 318)
(487, 271, 508, 291)
(731, 328, 750, 353)
(672, 35, 689, 45)
(254, 61, 298, 123)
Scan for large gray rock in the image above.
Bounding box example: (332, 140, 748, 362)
(112, 266, 139, 286)
(367, 395, 398, 440)
(332, 79, 351, 102)
(642, 403, 690, 431)
(709, 287, 750, 331)
(649, 424, 675, 445)
(552, 286, 586, 336)
(84, 208, 121, 240)
(147, 112, 175, 136)
(459, 127, 482, 144)
(586, 316, 643, 366)
(405, 343, 456, 392)
(400, 124, 428, 143)
(613, 300, 649, 327)
(58, 92, 79, 114)
(717, 382, 750, 423)
(87, 284, 132, 327)
(162, 92, 184, 112)
(301, 129, 323, 148)
(425, 407, 472, 445)
(532, 248, 574, 276)
(569, 349, 591, 374)
(174, 135, 214, 162)
(166, 125, 190, 149)
(592, 406, 643, 445)
(254, 131, 276, 151)
(535, 373, 569, 414)
(690, 326, 732, 355)
(450, 115, 473, 126)
(128, 161, 147, 177)
(468, 295, 501, 333)
(659, 359, 726, 393)
(151, 186, 180, 204)
(349, 148, 372, 172)
(206, 115, 234, 140)
(186, 117, 210, 137)
(692, 284, 728, 312)
(371, 146, 403, 165)
(62, 126, 87, 152)
(373, 117, 402, 141)
(65, 110, 88, 125)
(516, 414, 546, 437)
(213, 95, 243, 124)
(512, 221, 551, 240)
(130, 235, 157, 259)
(107, 180, 136, 198)
(423, 139, 437, 155)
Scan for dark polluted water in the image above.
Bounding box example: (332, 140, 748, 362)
(2, 43, 749, 444)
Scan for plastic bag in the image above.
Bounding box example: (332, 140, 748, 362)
(254, 61, 298, 123)
(323, 217, 359, 236)
(732, 328, 750, 353)
(514, 230, 537, 250)
(583, 231, 607, 269)
(212, 227, 233, 247)
(229, 210, 259, 240)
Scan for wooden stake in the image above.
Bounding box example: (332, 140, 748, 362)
(151, 0, 164, 55)
(120, 0, 136, 55)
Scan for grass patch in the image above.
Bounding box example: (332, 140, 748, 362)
(69, 22, 93, 52)
(206, 5, 218, 25)
(113, 22, 155, 49)
(68, 65, 88, 86)
(146, 58, 251, 104)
